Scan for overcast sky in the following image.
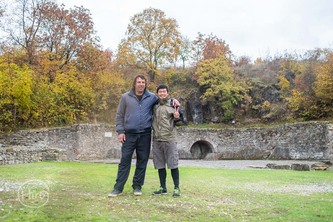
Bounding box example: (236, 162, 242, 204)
(58, 0, 332, 59)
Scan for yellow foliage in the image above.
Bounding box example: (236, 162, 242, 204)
(314, 53, 333, 100)
(194, 54, 247, 120)
(278, 75, 290, 97)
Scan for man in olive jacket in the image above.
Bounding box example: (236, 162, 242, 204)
(152, 84, 181, 197)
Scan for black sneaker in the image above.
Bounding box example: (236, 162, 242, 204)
(153, 187, 168, 195)
(133, 188, 142, 196)
(108, 189, 122, 197)
(172, 188, 180, 197)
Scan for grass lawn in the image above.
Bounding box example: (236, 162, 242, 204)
(1, 161, 333, 221)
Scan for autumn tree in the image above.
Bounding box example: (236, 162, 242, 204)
(202, 35, 231, 61)
(191, 33, 232, 65)
(285, 49, 331, 120)
(3, 0, 47, 64)
(178, 36, 191, 69)
(75, 44, 112, 74)
(75, 44, 126, 122)
(278, 57, 302, 90)
(38, 2, 96, 69)
(314, 52, 333, 116)
(114, 39, 142, 78)
(51, 66, 94, 124)
(3, 0, 97, 75)
(293, 62, 316, 97)
(195, 54, 247, 121)
(120, 7, 182, 81)
(0, 1, 123, 130)
(0, 54, 34, 131)
(191, 32, 205, 64)
(235, 56, 251, 66)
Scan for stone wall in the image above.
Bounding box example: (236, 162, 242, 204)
(0, 124, 120, 165)
(177, 121, 333, 160)
(0, 121, 332, 165)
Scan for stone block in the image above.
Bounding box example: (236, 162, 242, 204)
(291, 163, 310, 171)
(42, 153, 58, 161)
(6, 147, 14, 153)
(266, 163, 291, 170)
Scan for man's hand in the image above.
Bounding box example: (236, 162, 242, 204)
(118, 133, 126, 143)
(174, 107, 180, 119)
(172, 99, 180, 107)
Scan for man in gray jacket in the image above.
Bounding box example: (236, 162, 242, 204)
(108, 75, 179, 197)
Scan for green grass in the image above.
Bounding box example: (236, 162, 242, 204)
(1, 162, 332, 221)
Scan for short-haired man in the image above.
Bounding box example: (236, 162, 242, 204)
(152, 84, 181, 197)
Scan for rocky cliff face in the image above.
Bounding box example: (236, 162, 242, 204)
(182, 82, 284, 124)
(186, 91, 203, 124)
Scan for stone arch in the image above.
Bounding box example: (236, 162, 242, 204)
(190, 140, 214, 159)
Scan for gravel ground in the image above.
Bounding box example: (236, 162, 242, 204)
(177, 159, 330, 169)
(88, 159, 331, 170)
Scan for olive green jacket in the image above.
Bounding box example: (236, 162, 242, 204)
(152, 98, 178, 141)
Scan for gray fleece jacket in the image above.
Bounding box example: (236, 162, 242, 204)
(116, 88, 158, 134)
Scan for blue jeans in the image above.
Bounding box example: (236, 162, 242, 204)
(113, 132, 151, 191)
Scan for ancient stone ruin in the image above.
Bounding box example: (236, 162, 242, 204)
(0, 122, 332, 167)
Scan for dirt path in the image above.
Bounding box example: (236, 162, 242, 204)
(86, 159, 330, 170)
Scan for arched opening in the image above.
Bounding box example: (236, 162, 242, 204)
(190, 140, 214, 159)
